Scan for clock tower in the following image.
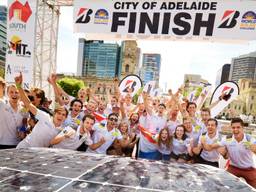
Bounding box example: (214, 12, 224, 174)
(120, 41, 139, 79)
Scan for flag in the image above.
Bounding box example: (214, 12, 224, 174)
(138, 125, 158, 144)
(93, 112, 107, 122)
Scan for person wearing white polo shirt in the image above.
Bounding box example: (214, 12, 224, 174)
(52, 114, 95, 150)
(183, 117, 201, 147)
(14, 73, 69, 149)
(62, 99, 84, 130)
(138, 92, 167, 160)
(193, 118, 221, 168)
(87, 113, 123, 154)
(199, 108, 211, 135)
(167, 106, 180, 135)
(219, 118, 256, 188)
(0, 78, 28, 149)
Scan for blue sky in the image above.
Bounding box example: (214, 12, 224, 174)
(2, 2, 256, 91)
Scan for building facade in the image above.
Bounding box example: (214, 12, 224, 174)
(215, 64, 231, 87)
(119, 41, 140, 79)
(141, 53, 161, 86)
(229, 52, 256, 83)
(77, 39, 121, 78)
(0, 6, 7, 75)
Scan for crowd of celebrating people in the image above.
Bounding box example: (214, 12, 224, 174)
(0, 73, 256, 188)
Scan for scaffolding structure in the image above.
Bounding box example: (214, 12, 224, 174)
(33, 0, 73, 98)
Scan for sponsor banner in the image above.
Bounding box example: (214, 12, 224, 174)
(143, 81, 156, 95)
(74, 0, 256, 41)
(195, 84, 212, 106)
(152, 88, 162, 97)
(119, 74, 142, 97)
(189, 90, 197, 102)
(5, 0, 37, 89)
(210, 81, 239, 117)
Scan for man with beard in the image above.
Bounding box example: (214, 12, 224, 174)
(0, 77, 28, 149)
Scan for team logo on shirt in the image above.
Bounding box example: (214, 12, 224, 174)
(194, 125, 201, 133)
(112, 131, 119, 137)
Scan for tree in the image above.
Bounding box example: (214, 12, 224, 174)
(57, 77, 85, 97)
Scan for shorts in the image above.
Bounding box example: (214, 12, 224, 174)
(195, 155, 219, 168)
(139, 150, 160, 160)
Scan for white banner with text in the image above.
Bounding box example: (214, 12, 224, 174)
(74, 0, 256, 41)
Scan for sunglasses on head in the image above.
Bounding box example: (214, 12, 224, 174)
(109, 117, 118, 122)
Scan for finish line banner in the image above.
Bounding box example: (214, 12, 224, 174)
(73, 0, 256, 41)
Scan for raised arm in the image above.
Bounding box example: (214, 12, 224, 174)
(142, 92, 152, 116)
(106, 86, 112, 104)
(15, 73, 37, 115)
(48, 74, 68, 106)
(196, 92, 206, 111)
(113, 78, 121, 99)
(119, 96, 126, 120)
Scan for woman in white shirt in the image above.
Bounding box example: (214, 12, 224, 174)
(157, 127, 172, 161)
(170, 125, 193, 163)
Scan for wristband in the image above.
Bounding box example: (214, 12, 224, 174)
(16, 83, 22, 89)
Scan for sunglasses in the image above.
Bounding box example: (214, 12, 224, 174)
(109, 117, 118, 122)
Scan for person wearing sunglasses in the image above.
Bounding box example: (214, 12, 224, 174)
(87, 113, 126, 154)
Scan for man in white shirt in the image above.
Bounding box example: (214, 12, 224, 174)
(14, 73, 69, 148)
(167, 106, 180, 134)
(199, 108, 211, 134)
(87, 113, 123, 154)
(218, 118, 256, 188)
(193, 118, 221, 168)
(52, 114, 97, 150)
(0, 80, 28, 149)
(62, 99, 84, 130)
(183, 117, 201, 147)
